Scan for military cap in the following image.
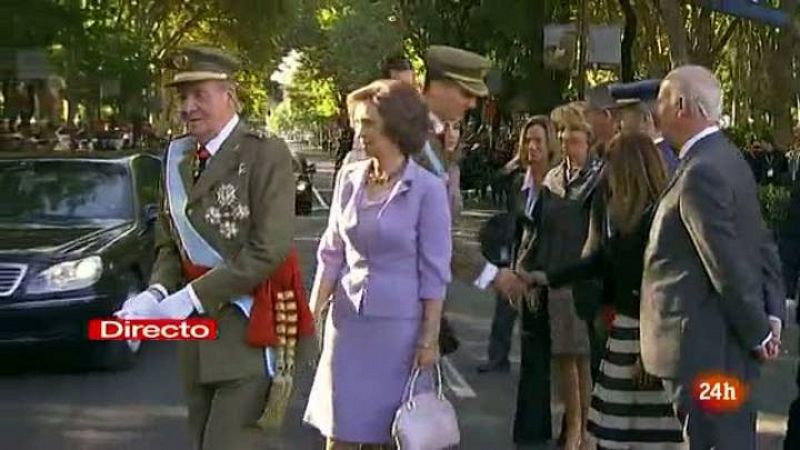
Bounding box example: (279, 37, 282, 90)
(609, 79, 661, 102)
(585, 83, 620, 111)
(426, 45, 491, 97)
(479, 212, 518, 267)
(165, 46, 240, 87)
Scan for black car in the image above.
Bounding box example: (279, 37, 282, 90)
(0, 152, 162, 369)
(293, 153, 316, 215)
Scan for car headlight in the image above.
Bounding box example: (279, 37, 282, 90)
(26, 256, 104, 294)
(296, 181, 308, 192)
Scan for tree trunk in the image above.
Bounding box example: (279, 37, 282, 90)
(696, 8, 721, 67)
(767, 0, 798, 149)
(654, 0, 689, 67)
(619, 0, 637, 81)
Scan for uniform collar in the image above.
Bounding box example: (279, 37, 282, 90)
(203, 114, 240, 156)
(679, 125, 719, 159)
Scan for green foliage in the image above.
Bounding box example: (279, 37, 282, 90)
(269, 65, 339, 134)
(8, 0, 300, 125)
(293, 0, 404, 93)
(724, 123, 776, 149)
(396, 0, 569, 115)
(759, 184, 792, 230)
(273, 0, 404, 131)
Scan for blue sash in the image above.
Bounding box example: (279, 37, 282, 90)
(165, 138, 276, 376)
(422, 140, 446, 178)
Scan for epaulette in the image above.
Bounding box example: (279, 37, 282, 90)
(245, 129, 273, 140)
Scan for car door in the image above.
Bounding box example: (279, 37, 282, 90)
(131, 155, 162, 281)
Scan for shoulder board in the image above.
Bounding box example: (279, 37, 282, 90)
(244, 129, 273, 140)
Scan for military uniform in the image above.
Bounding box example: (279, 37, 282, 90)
(413, 46, 491, 356)
(417, 46, 491, 284)
(152, 47, 296, 450)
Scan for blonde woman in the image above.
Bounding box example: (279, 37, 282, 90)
(522, 133, 684, 449)
(532, 102, 599, 450)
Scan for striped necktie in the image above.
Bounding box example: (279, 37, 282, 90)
(193, 145, 211, 182)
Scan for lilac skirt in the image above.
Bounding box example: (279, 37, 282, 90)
(303, 299, 432, 444)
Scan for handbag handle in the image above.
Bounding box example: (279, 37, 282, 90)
(401, 363, 445, 409)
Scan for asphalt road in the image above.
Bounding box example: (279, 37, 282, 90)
(0, 143, 796, 450)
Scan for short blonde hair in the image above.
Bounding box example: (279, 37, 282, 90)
(551, 101, 593, 139)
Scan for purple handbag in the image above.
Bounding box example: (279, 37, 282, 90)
(391, 364, 460, 450)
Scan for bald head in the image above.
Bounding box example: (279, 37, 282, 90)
(663, 65, 722, 122)
(656, 65, 722, 148)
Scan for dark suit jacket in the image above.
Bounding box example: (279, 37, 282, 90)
(548, 204, 656, 319)
(528, 159, 605, 320)
(641, 131, 775, 383)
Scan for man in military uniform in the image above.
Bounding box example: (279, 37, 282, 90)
(414, 45, 490, 357)
(116, 46, 299, 450)
(585, 83, 620, 157)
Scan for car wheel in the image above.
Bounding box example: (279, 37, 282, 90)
(89, 275, 143, 371)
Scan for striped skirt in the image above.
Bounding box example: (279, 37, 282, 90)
(587, 314, 684, 450)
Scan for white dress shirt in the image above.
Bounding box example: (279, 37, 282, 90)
(678, 125, 719, 159)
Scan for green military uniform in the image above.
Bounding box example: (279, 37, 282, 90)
(413, 46, 491, 355)
(417, 45, 491, 283)
(153, 46, 295, 450)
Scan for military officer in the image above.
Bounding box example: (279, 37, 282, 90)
(116, 46, 298, 450)
(420, 47, 556, 446)
(414, 45, 490, 357)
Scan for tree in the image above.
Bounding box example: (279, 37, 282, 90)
(396, 0, 570, 115)
(619, 0, 637, 82)
(7, 0, 302, 126)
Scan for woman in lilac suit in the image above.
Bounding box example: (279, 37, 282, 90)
(304, 80, 453, 450)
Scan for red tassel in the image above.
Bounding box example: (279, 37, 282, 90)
(181, 247, 315, 348)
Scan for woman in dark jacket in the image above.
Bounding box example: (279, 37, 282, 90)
(520, 133, 684, 449)
(475, 116, 560, 445)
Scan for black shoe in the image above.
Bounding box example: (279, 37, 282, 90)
(477, 359, 511, 373)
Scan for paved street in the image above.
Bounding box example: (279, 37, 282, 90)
(0, 144, 797, 449)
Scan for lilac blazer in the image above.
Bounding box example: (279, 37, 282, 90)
(315, 158, 452, 319)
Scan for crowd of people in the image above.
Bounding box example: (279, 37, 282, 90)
(312, 46, 794, 450)
(0, 116, 165, 152)
(111, 39, 800, 450)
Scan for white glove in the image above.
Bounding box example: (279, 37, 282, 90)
(115, 289, 162, 319)
(157, 285, 197, 319)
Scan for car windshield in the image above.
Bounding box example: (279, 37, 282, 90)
(0, 159, 134, 226)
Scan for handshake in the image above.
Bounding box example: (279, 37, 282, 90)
(491, 268, 549, 310)
(114, 285, 197, 320)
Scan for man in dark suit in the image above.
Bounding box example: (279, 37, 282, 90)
(641, 65, 784, 449)
(780, 181, 800, 449)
